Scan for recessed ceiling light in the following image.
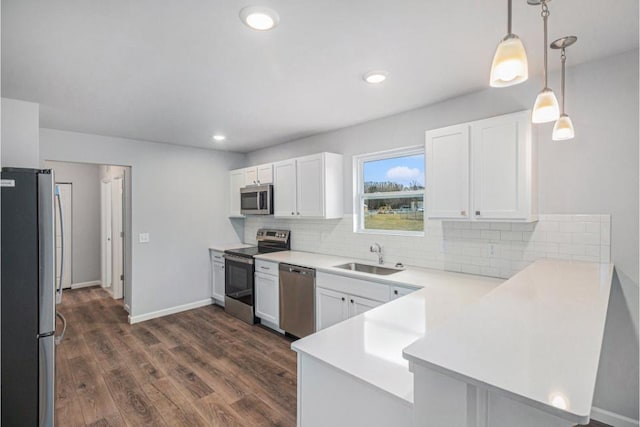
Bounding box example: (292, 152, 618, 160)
(363, 71, 388, 84)
(240, 6, 280, 31)
(212, 134, 226, 142)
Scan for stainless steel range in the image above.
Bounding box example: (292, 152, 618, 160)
(223, 229, 290, 324)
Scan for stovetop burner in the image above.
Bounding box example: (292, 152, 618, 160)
(224, 228, 291, 259)
(224, 246, 286, 258)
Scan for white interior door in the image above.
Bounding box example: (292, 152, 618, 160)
(101, 181, 113, 289)
(111, 178, 124, 299)
(55, 183, 72, 289)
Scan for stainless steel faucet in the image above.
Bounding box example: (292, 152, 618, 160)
(370, 243, 383, 265)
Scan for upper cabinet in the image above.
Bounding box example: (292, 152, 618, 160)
(229, 168, 245, 217)
(426, 110, 536, 222)
(245, 164, 273, 186)
(274, 153, 343, 219)
(231, 152, 343, 219)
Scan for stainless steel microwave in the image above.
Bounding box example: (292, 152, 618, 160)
(240, 184, 273, 215)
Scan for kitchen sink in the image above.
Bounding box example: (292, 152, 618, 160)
(333, 262, 402, 276)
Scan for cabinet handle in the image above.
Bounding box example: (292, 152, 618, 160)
(394, 290, 398, 295)
(297, 212, 300, 216)
(341, 297, 345, 301)
(461, 210, 466, 216)
(475, 211, 481, 216)
(291, 212, 294, 215)
(350, 299, 354, 304)
(260, 266, 269, 270)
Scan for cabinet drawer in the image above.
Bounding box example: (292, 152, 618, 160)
(210, 250, 224, 263)
(256, 260, 279, 276)
(317, 272, 390, 303)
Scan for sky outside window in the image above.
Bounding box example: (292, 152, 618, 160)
(363, 154, 425, 192)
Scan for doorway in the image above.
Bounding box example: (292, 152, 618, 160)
(54, 183, 73, 289)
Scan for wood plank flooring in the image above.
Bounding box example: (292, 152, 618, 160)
(55, 287, 296, 426)
(56, 287, 610, 427)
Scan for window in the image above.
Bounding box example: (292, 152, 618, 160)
(355, 147, 425, 235)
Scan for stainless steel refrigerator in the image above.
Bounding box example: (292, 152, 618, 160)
(1, 168, 66, 426)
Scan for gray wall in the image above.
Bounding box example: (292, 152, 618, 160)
(1, 97, 39, 168)
(247, 50, 639, 420)
(43, 160, 101, 285)
(39, 129, 246, 320)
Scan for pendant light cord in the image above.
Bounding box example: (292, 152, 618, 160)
(507, 0, 512, 35)
(541, 1, 550, 88)
(560, 48, 566, 113)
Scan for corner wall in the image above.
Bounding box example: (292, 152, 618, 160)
(1, 97, 39, 168)
(39, 129, 247, 321)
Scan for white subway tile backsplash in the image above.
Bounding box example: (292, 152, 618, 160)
(244, 214, 611, 280)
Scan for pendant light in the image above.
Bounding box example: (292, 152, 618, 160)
(490, 0, 528, 87)
(530, 0, 560, 123)
(551, 36, 577, 140)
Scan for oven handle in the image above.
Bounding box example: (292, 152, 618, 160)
(223, 254, 255, 265)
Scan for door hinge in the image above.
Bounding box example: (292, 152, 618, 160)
(120, 274, 124, 281)
(120, 231, 124, 237)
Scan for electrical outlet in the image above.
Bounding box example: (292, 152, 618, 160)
(139, 233, 150, 243)
(488, 243, 495, 257)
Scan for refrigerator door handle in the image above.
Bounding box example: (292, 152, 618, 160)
(38, 172, 56, 334)
(38, 335, 55, 427)
(55, 311, 66, 345)
(55, 187, 64, 304)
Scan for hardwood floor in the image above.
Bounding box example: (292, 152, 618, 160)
(55, 287, 297, 426)
(56, 287, 611, 427)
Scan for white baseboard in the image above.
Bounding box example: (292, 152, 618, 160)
(592, 406, 639, 427)
(123, 303, 130, 313)
(71, 280, 102, 289)
(128, 299, 212, 324)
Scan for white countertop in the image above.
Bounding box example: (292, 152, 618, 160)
(260, 251, 502, 403)
(403, 259, 614, 424)
(209, 242, 254, 252)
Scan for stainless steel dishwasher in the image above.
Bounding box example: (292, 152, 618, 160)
(279, 263, 316, 338)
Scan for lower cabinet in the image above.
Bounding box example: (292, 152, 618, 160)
(316, 287, 383, 331)
(390, 285, 416, 300)
(255, 260, 282, 331)
(210, 250, 225, 306)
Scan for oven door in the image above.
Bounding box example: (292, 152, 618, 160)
(224, 254, 255, 306)
(240, 185, 272, 215)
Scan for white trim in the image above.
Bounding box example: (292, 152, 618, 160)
(591, 407, 639, 427)
(128, 299, 212, 324)
(123, 303, 130, 313)
(70, 280, 102, 289)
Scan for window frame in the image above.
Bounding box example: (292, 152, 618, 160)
(353, 146, 426, 237)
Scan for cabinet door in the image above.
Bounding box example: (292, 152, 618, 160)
(255, 272, 279, 325)
(257, 164, 273, 184)
(273, 160, 297, 217)
(390, 286, 415, 300)
(296, 154, 325, 217)
(426, 124, 470, 219)
(212, 262, 225, 304)
(471, 112, 530, 220)
(348, 295, 383, 318)
(245, 167, 258, 186)
(316, 287, 348, 331)
(229, 169, 246, 217)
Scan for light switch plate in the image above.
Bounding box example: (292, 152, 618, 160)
(139, 233, 150, 243)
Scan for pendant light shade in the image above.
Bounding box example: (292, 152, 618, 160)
(490, 35, 528, 87)
(552, 114, 575, 140)
(530, 0, 559, 123)
(490, 0, 528, 87)
(532, 88, 560, 123)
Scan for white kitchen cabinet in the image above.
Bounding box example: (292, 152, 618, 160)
(426, 123, 470, 220)
(316, 286, 385, 331)
(210, 251, 225, 306)
(255, 260, 282, 332)
(349, 295, 383, 317)
(425, 110, 536, 222)
(471, 112, 533, 220)
(229, 169, 246, 217)
(316, 287, 349, 330)
(245, 164, 273, 186)
(390, 285, 416, 300)
(273, 159, 297, 217)
(273, 153, 343, 219)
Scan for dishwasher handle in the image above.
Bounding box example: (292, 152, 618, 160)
(279, 263, 316, 277)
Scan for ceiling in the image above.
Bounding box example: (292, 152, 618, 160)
(2, 0, 638, 153)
